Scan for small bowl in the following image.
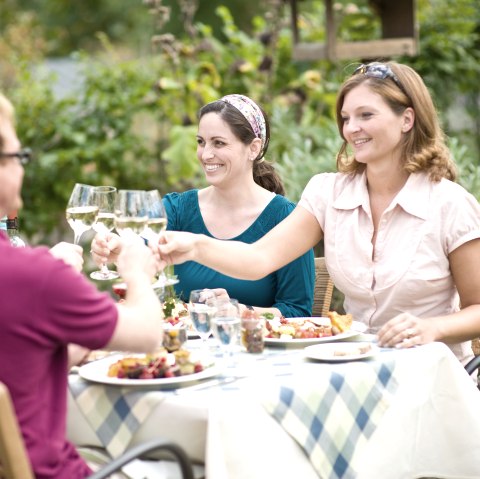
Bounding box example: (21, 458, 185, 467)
(162, 322, 188, 352)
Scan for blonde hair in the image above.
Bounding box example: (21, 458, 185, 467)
(335, 61, 456, 182)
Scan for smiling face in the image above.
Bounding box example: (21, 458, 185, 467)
(0, 115, 24, 216)
(196, 112, 259, 187)
(340, 83, 413, 168)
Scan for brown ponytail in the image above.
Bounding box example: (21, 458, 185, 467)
(253, 160, 285, 195)
(199, 99, 286, 195)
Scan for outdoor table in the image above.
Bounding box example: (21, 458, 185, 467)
(67, 340, 480, 479)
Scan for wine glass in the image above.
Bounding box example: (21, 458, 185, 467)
(90, 186, 119, 280)
(211, 298, 241, 367)
(114, 190, 148, 243)
(66, 183, 99, 245)
(144, 189, 168, 239)
(189, 289, 217, 354)
(143, 190, 177, 287)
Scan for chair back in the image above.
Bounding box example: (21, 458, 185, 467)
(0, 382, 34, 479)
(312, 257, 334, 317)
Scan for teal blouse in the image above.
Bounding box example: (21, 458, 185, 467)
(163, 190, 314, 317)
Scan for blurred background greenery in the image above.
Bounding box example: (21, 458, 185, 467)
(1, 0, 479, 308)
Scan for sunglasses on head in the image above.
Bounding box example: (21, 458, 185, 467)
(0, 148, 33, 166)
(353, 63, 406, 94)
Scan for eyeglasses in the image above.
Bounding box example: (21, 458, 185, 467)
(0, 148, 33, 166)
(353, 63, 406, 94)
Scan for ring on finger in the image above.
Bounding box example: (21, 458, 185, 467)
(405, 328, 415, 339)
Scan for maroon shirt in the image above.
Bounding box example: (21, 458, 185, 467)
(0, 233, 118, 478)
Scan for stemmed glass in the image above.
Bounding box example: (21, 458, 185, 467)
(66, 183, 99, 245)
(189, 289, 217, 354)
(143, 190, 177, 287)
(211, 298, 241, 367)
(144, 189, 168, 239)
(90, 186, 119, 280)
(114, 190, 148, 243)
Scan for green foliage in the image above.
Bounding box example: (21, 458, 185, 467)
(451, 137, 480, 201)
(2, 0, 479, 244)
(268, 105, 339, 201)
(6, 0, 153, 56)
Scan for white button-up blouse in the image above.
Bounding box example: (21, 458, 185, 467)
(299, 171, 480, 362)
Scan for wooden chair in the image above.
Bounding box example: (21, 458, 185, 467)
(312, 257, 334, 317)
(0, 381, 195, 479)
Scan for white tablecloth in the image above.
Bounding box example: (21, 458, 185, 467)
(67, 341, 480, 478)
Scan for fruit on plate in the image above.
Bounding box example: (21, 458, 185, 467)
(327, 311, 353, 335)
(107, 348, 204, 380)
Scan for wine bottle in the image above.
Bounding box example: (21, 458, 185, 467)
(6, 211, 26, 247)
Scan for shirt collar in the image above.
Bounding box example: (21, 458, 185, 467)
(333, 170, 430, 220)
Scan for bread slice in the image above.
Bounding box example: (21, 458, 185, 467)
(327, 311, 353, 335)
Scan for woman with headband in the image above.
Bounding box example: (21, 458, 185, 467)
(92, 94, 315, 317)
(158, 62, 480, 365)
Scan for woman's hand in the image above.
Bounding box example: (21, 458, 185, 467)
(49, 242, 84, 272)
(157, 231, 199, 268)
(91, 232, 122, 267)
(377, 312, 438, 348)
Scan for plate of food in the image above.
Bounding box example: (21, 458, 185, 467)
(264, 312, 367, 348)
(303, 342, 379, 362)
(78, 349, 220, 387)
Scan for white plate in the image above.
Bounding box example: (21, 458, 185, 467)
(78, 353, 220, 388)
(264, 320, 367, 348)
(304, 342, 379, 362)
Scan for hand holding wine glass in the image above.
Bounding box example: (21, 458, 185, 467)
(90, 186, 119, 280)
(66, 184, 99, 245)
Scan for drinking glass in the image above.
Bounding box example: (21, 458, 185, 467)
(114, 190, 148, 243)
(211, 298, 241, 366)
(66, 183, 99, 245)
(189, 289, 217, 353)
(90, 186, 119, 280)
(144, 189, 168, 239)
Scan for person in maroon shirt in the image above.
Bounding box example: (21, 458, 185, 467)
(0, 92, 163, 479)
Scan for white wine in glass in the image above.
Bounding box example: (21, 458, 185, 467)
(90, 186, 119, 281)
(66, 184, 99, 245)
(144, 189, 177, 287)
(144, 190, 167, 237)
(114, 190, 148, 241)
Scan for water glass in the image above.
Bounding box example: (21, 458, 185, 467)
(211, 298, 241, 365)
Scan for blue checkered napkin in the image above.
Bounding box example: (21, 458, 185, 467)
(262, 360, 398, 479)
(69, 375, 165, 457)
